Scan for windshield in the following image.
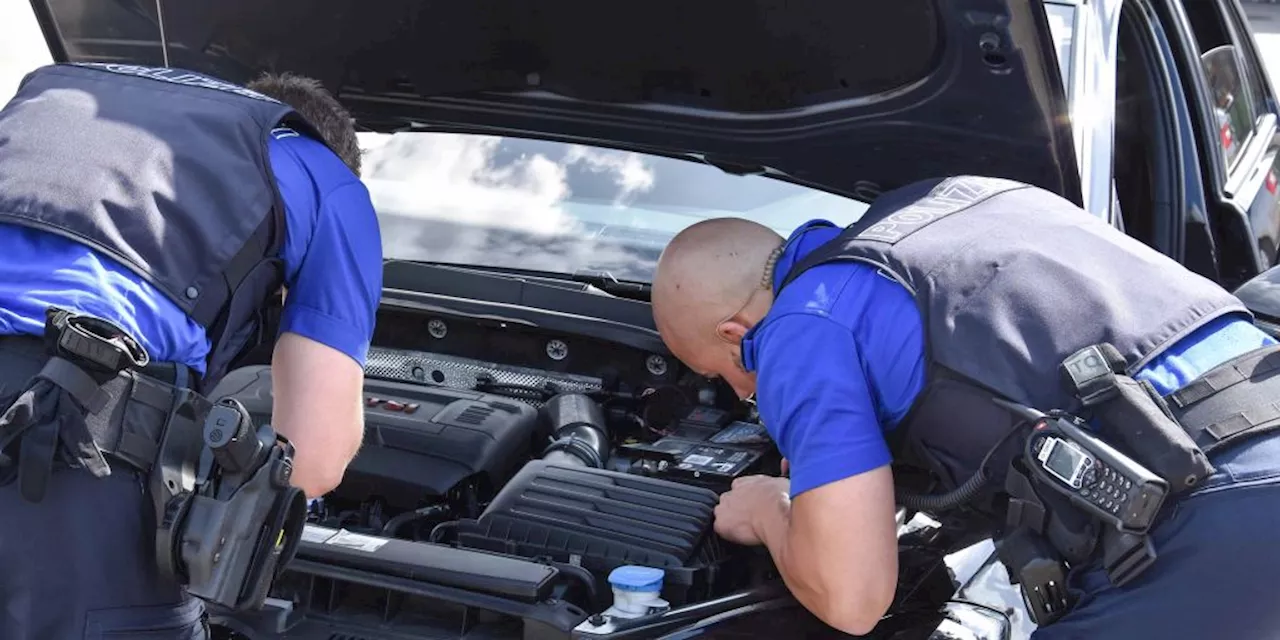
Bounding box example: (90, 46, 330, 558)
(359, 132, 871, 282)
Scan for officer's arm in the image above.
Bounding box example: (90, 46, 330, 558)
(265, 136, 384, 498)
(756, 465, 898, 636)
(751, 307, 914, 635)
(270, 332, 366, 497)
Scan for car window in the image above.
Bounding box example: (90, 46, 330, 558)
(1201, 45, 1254, 167)
(358, 132, 871, 282)
(1183, 0, 1271, 170)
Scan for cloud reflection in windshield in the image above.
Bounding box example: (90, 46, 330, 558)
(359, 132, 868, 281)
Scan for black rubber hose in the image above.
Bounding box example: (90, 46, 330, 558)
(381, 504, 449, 537)
(545, 560, 602, 609)
(540, 394, 611, 468)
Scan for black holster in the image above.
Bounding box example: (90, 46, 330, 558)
(997, 528, 1072, 626)
(999, 457, 1093, 627)
(0, 307, 306, 613)
(155, 396, 307, 611)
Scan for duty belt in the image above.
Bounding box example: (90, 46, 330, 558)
(1163, 344, 1280, 455)
(0, 307, 201, 503)
(0, 307, 307, 613)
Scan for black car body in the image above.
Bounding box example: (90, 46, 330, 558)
(1050, 0, 1280, 293)
(22, 1, 1280, 639)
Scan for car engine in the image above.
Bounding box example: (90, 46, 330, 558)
(207, 327, 783, 616)
(205, 284, 1013, 640)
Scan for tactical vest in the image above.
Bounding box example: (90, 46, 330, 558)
(777, 176, 1248, 496)
(0, 63, 331, 391)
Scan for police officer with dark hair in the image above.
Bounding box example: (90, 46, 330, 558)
(652, 176, 1280, 638)
(0, 63, 382, 639)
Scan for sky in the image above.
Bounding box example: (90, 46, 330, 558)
(0, 1, 53, 102)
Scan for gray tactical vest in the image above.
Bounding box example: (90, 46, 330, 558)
(778, 176, 1248, 494)
(0, 63, 330, 390)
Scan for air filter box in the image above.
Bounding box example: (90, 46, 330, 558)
(454, 460, 727, 605)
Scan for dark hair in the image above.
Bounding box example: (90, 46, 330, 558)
(246, 72, 362, 174)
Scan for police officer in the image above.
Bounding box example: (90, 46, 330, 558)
(0, 64, 382, 638)
(651, 176, 1280, 638)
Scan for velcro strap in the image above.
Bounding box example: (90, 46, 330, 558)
(1060, 344, 1127, 407)
(17, 405, 60, 504)
(1166, 346, 1280, 456)
(1204, 402, 1280, 446)
(1102, 531, 1158, 588)
(37, 356, 107, 413)
(1168, 345, 1280, 409)
(83, 372, 183, 473)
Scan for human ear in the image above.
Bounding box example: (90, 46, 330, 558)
(715, 319, 750, 344)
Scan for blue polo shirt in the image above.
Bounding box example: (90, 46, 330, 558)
(741, 219, 1276, 497)
(0, 127, 383, 374)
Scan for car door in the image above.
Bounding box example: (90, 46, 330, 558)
(1161, 0, 1280, 290)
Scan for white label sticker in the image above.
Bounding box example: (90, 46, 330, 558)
(683, 454, 714, 466)
(300, 525, 338, 545)
(324, 529, 389, 553)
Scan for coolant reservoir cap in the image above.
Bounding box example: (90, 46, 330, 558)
(608, 565, 665, 592)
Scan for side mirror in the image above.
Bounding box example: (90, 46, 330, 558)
(1232, 264, 1280, 338)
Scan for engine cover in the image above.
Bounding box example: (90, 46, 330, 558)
(454, 460, 726, 605)
(208, 366, 539, 508)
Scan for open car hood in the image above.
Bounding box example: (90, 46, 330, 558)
(29, 0, 1081, 203)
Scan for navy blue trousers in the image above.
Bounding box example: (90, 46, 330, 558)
(1033, 429, 1280, 639)
(0, 340, 208, 639)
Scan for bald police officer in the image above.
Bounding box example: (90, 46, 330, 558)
(652, 176, 1280, 638)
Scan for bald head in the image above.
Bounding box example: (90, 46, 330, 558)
(652, 218, 784, 353)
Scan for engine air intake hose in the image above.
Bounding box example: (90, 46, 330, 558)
(540, 393, 610, 468)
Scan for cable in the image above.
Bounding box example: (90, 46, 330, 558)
(381, 504, 449, 537)
(896, 403, 1043, 512)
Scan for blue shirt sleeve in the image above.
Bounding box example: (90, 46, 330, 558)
(268, 130, 383, 367)
(753, 312, 893, 496)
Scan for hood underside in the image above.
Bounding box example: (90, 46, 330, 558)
(29, 0, 1081, 203)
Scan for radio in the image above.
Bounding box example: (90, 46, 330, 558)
(1026, 414, 1169, 534)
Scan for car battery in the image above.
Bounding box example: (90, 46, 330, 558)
(621, 417, 773, 491)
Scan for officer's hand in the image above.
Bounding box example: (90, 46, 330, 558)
(714, 475, 791, 546)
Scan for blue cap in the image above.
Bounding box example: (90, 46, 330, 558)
(608, 565, 665, 592)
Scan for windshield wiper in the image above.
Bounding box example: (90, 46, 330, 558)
(386, 259, 652, 301)
(571, 270, 650, 300)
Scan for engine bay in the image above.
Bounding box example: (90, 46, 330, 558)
(205, 272, 1014, 640)
(207, 305, 788, 632)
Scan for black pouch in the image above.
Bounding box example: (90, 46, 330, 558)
(1060, 344, 1214, 495)
(1091, 375, 1214, 494)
